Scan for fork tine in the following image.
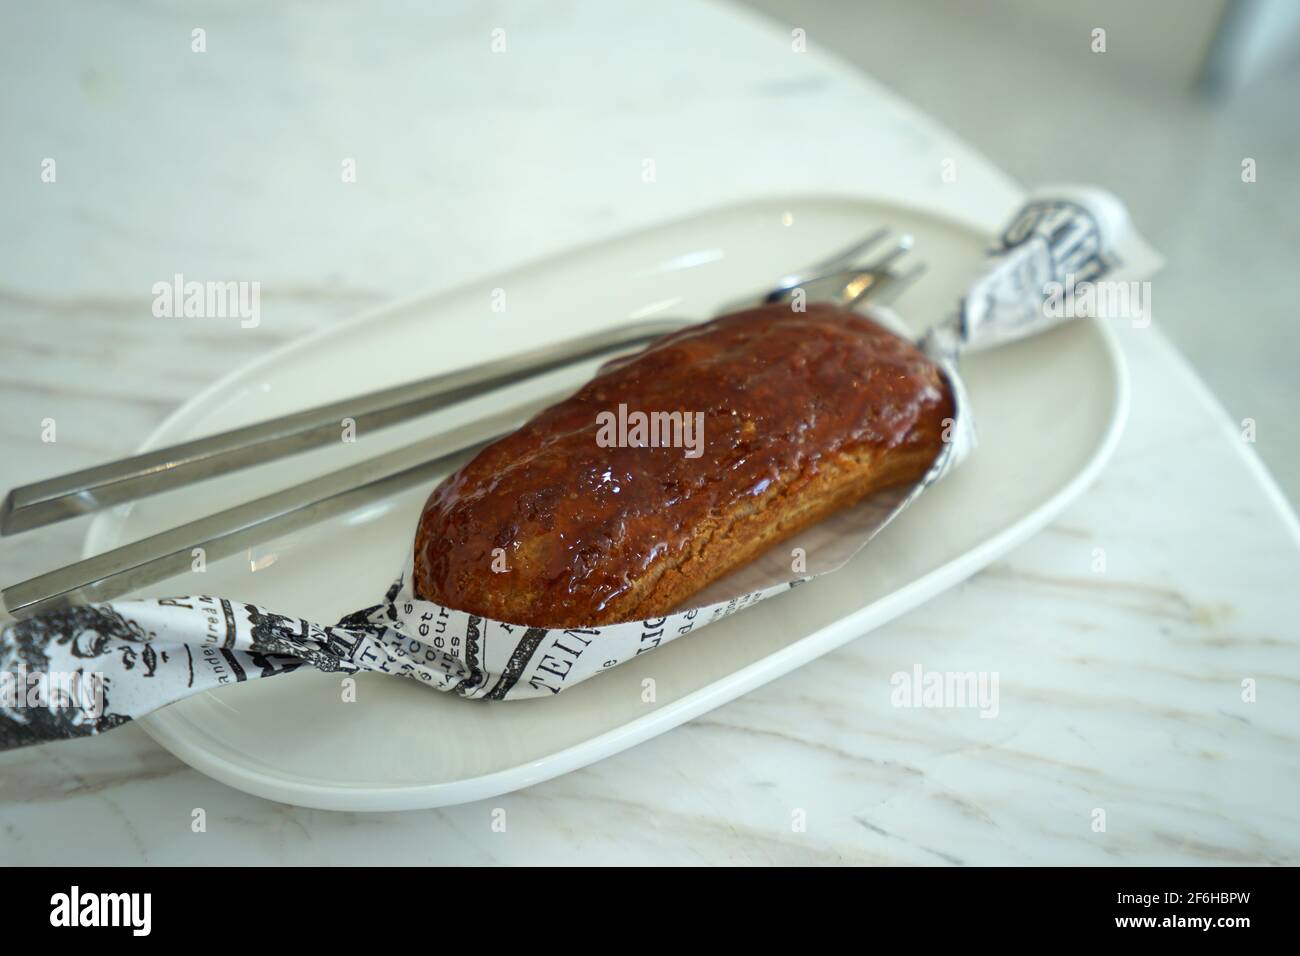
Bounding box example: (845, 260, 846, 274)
(763, 233, 911, 305)
(808, 226, 893, 273)
(832, 232, 916, 302)
(762, 232, 919, 310)
(844, 260, 927, 308)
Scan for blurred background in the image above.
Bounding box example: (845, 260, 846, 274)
(742, 0, 1300, 501)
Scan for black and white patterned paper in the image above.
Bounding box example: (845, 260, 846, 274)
(0, 188, 1159, 752)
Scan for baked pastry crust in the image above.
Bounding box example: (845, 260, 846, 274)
(414, 303, 953, 626)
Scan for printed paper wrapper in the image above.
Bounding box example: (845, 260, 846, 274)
(0, 186, 1161, 752)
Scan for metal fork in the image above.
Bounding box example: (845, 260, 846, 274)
(1, 229, 924, 618)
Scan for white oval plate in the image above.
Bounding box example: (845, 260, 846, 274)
(85, 197, 1126, 811)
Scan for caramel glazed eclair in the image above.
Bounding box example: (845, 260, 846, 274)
(414, 302, 954, 628)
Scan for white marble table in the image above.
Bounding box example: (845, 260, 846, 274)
(2, 1, 1297, 865)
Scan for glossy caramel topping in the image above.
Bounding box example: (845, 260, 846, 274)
(414, 303, 952, 622)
